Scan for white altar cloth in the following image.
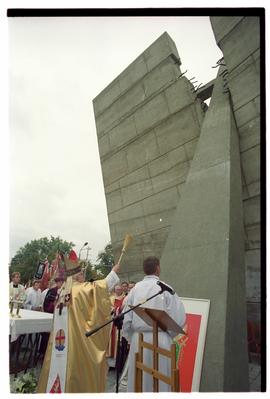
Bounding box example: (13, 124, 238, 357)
(10, 309, 53, 342)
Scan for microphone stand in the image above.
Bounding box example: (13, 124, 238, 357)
(114, 314, 124, 393)
(85, 288, 165, 393)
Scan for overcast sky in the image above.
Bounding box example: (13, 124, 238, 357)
(9, 15, 223, 263)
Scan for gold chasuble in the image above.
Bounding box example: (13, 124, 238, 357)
(37, 279, 112, 393)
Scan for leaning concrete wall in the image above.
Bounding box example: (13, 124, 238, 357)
(93, 32, 206, 280)
(210, 16, 261, 344)
(160, 67, 249, 391)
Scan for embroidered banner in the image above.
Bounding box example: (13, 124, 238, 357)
(46, 306, 69, 393)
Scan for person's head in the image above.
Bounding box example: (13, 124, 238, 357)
(11, 272, 21, 284)
(114, 284, 123, 297)
(74, 271, 85, 283)
(48, 279, 56, 289)
(128, 281, 136, 291)
(54, 277, 64, 289)
(121, 281, 129, 293)
(143, 256, 160, 276)
(32, 280, 41, 290)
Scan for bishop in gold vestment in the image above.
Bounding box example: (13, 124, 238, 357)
(37, 251, 120, 393)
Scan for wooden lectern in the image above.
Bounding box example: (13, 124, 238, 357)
(132, 307, 185, 392)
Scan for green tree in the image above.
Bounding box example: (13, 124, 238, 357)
(79, 259, 104, 281)
(94, 243, 115, 278)
(9, 236, 75, 284)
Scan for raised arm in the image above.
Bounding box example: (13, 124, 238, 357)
(105, 263, 121, 292)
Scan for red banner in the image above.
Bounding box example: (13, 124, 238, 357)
(178, 313, 202, 392)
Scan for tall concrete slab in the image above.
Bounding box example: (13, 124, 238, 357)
(160, 68, 249, 391)
(210, 15, 261, 339)
(93, 32, 206, 280)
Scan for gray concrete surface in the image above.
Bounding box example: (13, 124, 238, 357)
(160, 69, 249, 391)
(93, 17, 262, 391)
(210, 16, 261, 325)
(93, 32, 206, 280)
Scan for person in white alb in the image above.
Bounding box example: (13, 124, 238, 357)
(122, 256, 186, 392)
(24, 280, 43, 310)
(9, 271, 26, 300)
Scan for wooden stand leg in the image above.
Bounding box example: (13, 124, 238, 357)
(171, 343, 179, 392)
(134, 316, 181, 393)
(153, 321, 159, 392)
(135, 333, 144, 392)
(135, 352, 142, 392)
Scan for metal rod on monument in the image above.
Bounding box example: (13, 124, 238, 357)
(117, 234, 133, 265)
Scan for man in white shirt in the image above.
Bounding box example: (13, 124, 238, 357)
(24, 280, 43, 310)
(122, 256, 186, 392)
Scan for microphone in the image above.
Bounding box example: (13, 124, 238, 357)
(157, 281, 175, 295)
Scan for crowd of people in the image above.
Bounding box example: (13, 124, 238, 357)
(9, 254, 186, 393)
(9, 270, 136, 361)
(9, 271, 65, 313)
(9, 270, 136, 317)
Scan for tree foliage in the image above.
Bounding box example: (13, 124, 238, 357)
(9, 238, 115, 284)
(9, 236, 75, 283)
(94, 243, 115, 278)
(79, 259, 104, 281)
(79, 243, 115, 280)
